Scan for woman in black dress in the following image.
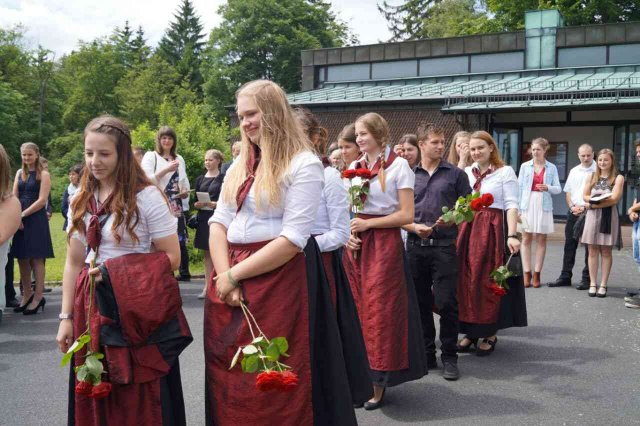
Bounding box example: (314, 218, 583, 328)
(11, 142, 54, 315)
(193, 149, 224, 298)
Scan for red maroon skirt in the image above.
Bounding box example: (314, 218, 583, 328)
(456, 208, 527, 338)
(342, 217, 427, 386)
(204, 239, 357, 426)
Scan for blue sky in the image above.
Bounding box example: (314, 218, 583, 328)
(0, 0, 393, 56)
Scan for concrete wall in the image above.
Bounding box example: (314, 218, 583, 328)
(522, 126, 614, 215)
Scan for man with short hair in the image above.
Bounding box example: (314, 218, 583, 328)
(403, 124, 471, 381)
(548, 144, 595, 290)
(221, 141, 241, 174)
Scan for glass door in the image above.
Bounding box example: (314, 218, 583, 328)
(493, 128, 521, 169)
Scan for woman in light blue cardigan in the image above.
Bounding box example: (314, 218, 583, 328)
(518, 138, 562, 288)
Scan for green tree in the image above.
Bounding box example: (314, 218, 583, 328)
(420, 0, 499, 38)
(58, 40, 127, 131)
(202, 0, 353, 117)
(378, 0, 441, 41)
(131, 26, 151, 64)
(0, 81, 28, 160)
(158, 0, 206, 93)
(115, 55, 196, 128)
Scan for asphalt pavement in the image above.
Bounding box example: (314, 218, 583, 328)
(1, 241, 639, 425)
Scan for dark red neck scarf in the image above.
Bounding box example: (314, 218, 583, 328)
(355, 149, 398, 179)
(471, 165, 493, 192)
(319, 155, 332, 168)
(236, 143, 261, 213)
(86, 194, 112, 252)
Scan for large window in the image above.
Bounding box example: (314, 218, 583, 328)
(493, 129, 521, 168)
(521, 141, 568, 180)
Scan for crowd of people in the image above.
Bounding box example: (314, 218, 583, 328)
(0, 78, 638, 425)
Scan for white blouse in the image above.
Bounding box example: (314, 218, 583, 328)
(140, 151, 190, 211)
(464, 163, 519, 211)
(310, 166, 350, 252)
(345, 150, 415, 216)
(68, 186, 177, 264)
(210, 151, 324, 250)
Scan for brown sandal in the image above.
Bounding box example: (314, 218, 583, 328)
(524, 271, 532, 288)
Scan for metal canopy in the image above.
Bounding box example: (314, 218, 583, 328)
(287, 67, 640, 110)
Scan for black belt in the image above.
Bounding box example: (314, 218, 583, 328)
(407, 235, 456, 247)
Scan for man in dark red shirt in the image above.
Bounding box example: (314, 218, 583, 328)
(403, 124, 471, 381)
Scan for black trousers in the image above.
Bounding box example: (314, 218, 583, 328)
(4, 250, 15, 302)
(406, 241, 458, 362)
(559, 211, 589, 283)
(177, 215, 190, 278)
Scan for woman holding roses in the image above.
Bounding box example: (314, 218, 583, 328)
(205, 80, 357, 426)
(55, 116, 190, 425)
(456, 131, 527, 356)
(342, 112, 427, 411)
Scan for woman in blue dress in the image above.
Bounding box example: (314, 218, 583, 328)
(10, 142, 54, 315)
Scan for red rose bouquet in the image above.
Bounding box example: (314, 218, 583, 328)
(342, 168, 372, 258)
(60, 257, 111, 399)
(230, 302, 298, 393)
(441, 192, 494, 225)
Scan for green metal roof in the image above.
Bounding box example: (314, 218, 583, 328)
(288, 68, 640, 111)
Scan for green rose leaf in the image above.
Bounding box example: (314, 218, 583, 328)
(266, 342, 280, 362)
(242, 345, 258, 355)
(76, 365, 89, 382)
(442, 206, 449, 214)
(242, 354, 259, 373)
(61, 351, 73, 367)
(230, 347, 243, 370)
(85, 355, 103, 376)
(272, 337, 289, 355)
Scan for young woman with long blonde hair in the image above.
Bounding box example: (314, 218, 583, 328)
(204, 80, 357, 425)
(580, 148, 625, 297)
(342, 112, 427, 410)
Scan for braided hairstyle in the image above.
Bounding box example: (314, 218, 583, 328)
(355, 112, 390, 192)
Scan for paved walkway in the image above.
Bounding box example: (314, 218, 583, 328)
(0, 241, 639, 425)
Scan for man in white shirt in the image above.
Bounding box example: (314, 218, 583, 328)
(548, 144, 596, 290)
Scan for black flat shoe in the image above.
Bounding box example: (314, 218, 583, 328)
(13, 294, 34, 313)
(596, 286, 607, 298)
(456, 337, 477, 353)
(547, 279, 571, 287)
(588, 285, 597, 297)
(23, 297, 46, 315)
(476, 337, 497, 357)
(364, 388, 386, 411)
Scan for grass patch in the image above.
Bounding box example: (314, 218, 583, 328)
(13, 214, 205, 283)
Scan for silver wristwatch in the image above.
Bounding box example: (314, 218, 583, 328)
(58, 313, 73, 321)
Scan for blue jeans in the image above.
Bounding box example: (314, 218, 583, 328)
(633, 220, 640, 271)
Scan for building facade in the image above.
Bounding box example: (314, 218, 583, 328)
(288, 9, 640, 218)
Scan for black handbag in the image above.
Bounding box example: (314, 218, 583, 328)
(572, 213, 586, 241)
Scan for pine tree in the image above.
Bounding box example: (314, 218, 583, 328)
(378, 0, 441, 41)
(131, 26, 151, 64)
(158, 0, 205, 93)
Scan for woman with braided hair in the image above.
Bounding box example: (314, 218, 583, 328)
(56, 116, 191, 425)
(342, 112, 427, 410)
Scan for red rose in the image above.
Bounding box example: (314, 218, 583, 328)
(90, 381, 112, 399)
(355, 168, 372, 179)
(481, 193, 494, 207)
(489, 284, 507, 297)
(470, 198, 484, 212)
(256, 371, 280, 392)
(277, 371, 299, 392)
(75, 380, 93, 396)
(342, 169, 357, 179)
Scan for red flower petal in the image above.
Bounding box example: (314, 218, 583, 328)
(342, 169, 357, 179)
(481, 193, 494, 207)
(256, 371, 281, 392)
(89, 381, 112, 399)
(75, 380, 93, 396)
(278, 371, 299, 392)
